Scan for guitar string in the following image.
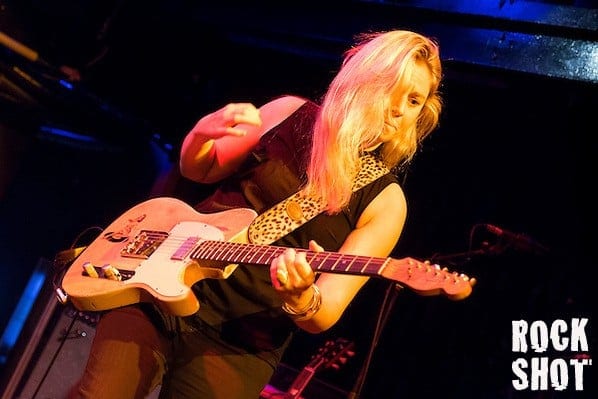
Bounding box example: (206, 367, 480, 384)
(126, 232, 390, 265)
(110, 232, 465, 287)
(89, 222, 469, 298)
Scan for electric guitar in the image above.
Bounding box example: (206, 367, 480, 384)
(60, 197, 475, 316)
(285, 338, 355, 399)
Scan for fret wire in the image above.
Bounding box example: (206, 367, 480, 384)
(189, 241, 208, 259)
(315, 253, 342, 272)
(306, 251, 329, 269)
(253, 245, 270, 264)
(244, 243, 263, 264)
(362, 257, 386, 275)
(212, 241, 228, 261)
(200, 241, 218, 260)
(218, 241, 231, 261)
(233, 242, 253, 263)
(337, 256, 355, 272)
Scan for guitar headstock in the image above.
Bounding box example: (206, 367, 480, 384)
(382, 257, 476, 300)
(309, 338, 355, 371)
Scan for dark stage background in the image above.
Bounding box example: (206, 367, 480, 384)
(1, 1, 596, 398)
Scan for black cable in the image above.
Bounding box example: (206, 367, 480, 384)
(30, 311, 78, 399)
(52, 226, 102, 294)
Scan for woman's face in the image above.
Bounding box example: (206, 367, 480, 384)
(379, 59, 433, 143)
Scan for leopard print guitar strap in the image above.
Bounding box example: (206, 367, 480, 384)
(247, 155, 390, 245)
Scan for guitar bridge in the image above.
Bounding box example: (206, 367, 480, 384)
(120, 230, 169, 259)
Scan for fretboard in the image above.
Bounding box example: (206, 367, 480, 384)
(190, 240, 389, 277)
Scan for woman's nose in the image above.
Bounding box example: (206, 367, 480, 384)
(392, 101, 407, 117)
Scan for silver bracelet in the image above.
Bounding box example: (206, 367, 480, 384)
(281, 284, 322, 321)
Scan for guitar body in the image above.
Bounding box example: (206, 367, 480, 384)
(61, 197, 257, 316)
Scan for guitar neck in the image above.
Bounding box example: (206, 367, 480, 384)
(191, 240, 388, 277)
(285, 367, 317, 399)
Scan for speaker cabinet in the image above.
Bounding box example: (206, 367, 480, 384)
(0, 260, 99, 399)
(14, 307, 97, 399)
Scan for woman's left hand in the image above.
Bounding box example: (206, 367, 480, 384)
(270, 240, 323, 303)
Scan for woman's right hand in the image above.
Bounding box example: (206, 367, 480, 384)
(188, 102, 262, 140)
(180, 102, 263, 183)
(180, 96, 306, 183)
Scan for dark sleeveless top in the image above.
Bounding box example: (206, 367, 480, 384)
(186, 99, 399, 367)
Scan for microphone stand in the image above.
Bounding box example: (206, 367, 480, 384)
(347, 281, 403, 399)
(430, 242, 506, 264)
(348, 243, 499, 399)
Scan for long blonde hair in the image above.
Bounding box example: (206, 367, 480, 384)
(304, 30, 443, 214)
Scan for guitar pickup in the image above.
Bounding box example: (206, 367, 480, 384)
(172, 236, 200, 260)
